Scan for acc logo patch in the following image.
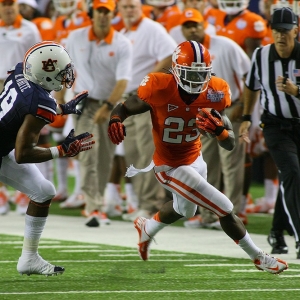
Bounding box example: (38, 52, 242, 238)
(42, 59, 57, 72)
(207, 88, 224, 102)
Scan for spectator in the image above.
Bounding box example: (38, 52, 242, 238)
(65, 0, 133, 227)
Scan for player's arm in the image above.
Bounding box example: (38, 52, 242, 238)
(218, 111, 235, 151)
(108, 94, 151, 145)
(15, 114, 94, 163)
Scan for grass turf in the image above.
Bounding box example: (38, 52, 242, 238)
(0, 234, 299, 300)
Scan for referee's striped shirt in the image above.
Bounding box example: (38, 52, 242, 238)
(245, 42, 300, 119)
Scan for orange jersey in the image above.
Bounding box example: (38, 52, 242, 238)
(204, 8, 267, 51)
(142, 5, 181, 28)
(32, 17, 55, 41)
(137, 73, 231, 167)
(53, 11, 91, 45)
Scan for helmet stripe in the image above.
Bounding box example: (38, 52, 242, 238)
(189, 40, 203, 63)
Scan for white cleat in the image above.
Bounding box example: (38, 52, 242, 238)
(253, 251, 288, 274)
(17, 254, 65, 276)
(134, 217, 154, 261)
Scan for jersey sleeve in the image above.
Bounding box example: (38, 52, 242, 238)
(245, 13, 267, 39)
(137, 74, 154, 104)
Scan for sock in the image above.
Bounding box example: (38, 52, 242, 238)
(239, 195, 247, 214)
(264, 178, 279, 205)
(56, 157, 68, 195)
(73, 159, 82, 195)
(125, 183, 138, 209)
(145, 212, 168, 237)
(21, 215, 47, 259)
(236, 231, 261, 260)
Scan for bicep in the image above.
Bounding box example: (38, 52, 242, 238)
(16, 114, 48, 151)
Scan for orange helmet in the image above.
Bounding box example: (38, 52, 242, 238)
(171, 41, 212, 94)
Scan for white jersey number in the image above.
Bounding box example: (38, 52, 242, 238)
(0, 84, 17, 120)
(163, 117, 200, 144)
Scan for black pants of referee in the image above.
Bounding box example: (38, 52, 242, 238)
(261, 112, 300, 246)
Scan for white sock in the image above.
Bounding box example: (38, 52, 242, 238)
(239, 195, 247, 214)
(237, 231, 261, 260)
(145, 214, 168, 237)
(73, 159, 81, 195)
(125, 183, 138, 209)
(56, 157, 68, 194)
(264, 179, 278, 205)
(21, 215, 47, 259)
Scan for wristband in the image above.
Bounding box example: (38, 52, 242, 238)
(50, 146, 60, 158)
(103, 100, 114, 110)
(242, 115, 252, 122)
(216, 129, 229, 141)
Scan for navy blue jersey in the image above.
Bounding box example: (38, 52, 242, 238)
(0, 63, 57, 157)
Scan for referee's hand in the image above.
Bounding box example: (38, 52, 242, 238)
(239, 122, 251, 144)
(276, 76, 297, 96)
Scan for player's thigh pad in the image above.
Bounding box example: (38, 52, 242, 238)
(0, 151, 56, 203)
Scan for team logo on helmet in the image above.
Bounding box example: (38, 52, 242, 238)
(42, 59, 58, 72)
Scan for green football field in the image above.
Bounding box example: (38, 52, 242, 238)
(1, 233, 300, 300)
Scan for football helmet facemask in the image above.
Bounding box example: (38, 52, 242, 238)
(217, 0, 249, 15)
(171, 40, 212, 94)
(52, 0, 78, 15)
(23, 41, 75, 92)
(146, 0, 175, 7)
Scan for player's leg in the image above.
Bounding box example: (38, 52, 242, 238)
(0, 150, 64, 276)
(134, 156, 288, 273)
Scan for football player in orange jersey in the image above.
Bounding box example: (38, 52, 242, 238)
(143, 0, 181, 29)
(205, 0, 267, 57)
(107, 41, 288, 274)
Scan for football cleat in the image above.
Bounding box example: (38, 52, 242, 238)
(253, 251, 288, 274)
(17, 254, 65, 276)
(267, 230, 288, 254)
(134, 217, 153, 261)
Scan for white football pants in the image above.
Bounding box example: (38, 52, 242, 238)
(154, 155, 234, 219)
(0, 150, 56, 203)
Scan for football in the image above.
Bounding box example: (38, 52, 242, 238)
(196, 108, 216, 139)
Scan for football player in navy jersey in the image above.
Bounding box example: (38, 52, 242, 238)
(0, 41, 95, 276)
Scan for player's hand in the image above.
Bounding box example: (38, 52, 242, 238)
(108, 117, 126, 145)
(57, 129, 95, 157)
(59, 90, 88, 115)
(196, 108, 226, 136)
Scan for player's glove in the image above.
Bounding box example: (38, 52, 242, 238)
(59, 90, 88, 115)
(57, 129, 95, 157)
(108, 116, 126, 145)
(196, 108, 226, 136)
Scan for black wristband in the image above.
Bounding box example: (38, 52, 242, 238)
(242, 114, 252, 122)
(103, 100, 114, 110)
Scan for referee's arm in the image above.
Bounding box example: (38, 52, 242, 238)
(239, 85, 260, 143)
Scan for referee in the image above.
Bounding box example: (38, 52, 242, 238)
(240, 7, 300, 259)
